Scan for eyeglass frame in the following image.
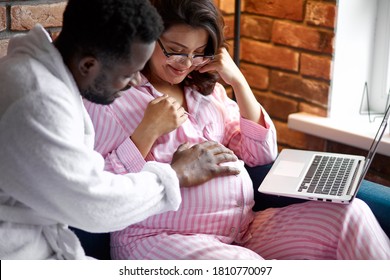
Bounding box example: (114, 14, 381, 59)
(157, 39, 215, 66)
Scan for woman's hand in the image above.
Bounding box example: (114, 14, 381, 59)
(198, 47, 264, 125)
(131, 95, 188, 157)
(197, 47, 244, 88)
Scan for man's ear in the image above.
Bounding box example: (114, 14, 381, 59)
(78, 57, 100, 77)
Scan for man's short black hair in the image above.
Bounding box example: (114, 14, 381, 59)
(56, 0, 163, 64)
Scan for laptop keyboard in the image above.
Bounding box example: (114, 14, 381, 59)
(298, 155, 355, 196)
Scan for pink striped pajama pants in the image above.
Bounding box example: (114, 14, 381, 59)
(111, 198, 390, 259)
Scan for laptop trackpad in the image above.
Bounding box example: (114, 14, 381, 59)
(273, 160, 305, 177)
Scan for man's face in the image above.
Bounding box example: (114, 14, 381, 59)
(80, 41, 155, 105)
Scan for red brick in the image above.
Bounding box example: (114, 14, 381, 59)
(245, 0, 304, 21)
(225, 39, 234, 56)
(300, 53, 332, 80)
(218, 0, 238, 14)
(306, 1, 337, 28)
(11, 2, 66, 31)
(254, 90, 298, 121)
(274, 120, 326, 150)
(365, 173, 390, 187)
(270, 71, 329, 106)
(0, 5, 6, 32)
(223, 15, 235, 40)
(241, 38, 299, 71)
(240, 62, 269, 90)
(273, 21, 334, 54)
(0, 38, 9, 58)
(241, 15, 272, 41)
(298, 102, 328, 117)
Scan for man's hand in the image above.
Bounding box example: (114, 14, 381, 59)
(170, 141, 241, 187)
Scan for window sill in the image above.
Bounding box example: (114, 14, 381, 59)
(287, 112, 390, 157)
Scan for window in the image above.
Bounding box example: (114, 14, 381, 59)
(288, 0, 390, 156)
(331, 0, 390, 121)
(367, 0, 390, 115)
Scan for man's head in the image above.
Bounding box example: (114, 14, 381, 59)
(54, 0, 164, 105)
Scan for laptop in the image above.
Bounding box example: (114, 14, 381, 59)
(258, 104, 390, 204)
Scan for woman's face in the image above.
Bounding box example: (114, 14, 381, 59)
(148, 24, 209, 85)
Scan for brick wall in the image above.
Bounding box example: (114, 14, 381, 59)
(1, 0, 389, 186)
(0, 0, 65, 57)
(217, 0, 334, 139)
(216, 0, 390, 186)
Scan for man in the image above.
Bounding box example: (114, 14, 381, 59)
(0, 0, 239, 259)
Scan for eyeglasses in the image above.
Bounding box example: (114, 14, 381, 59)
(157, 39, 214, 67)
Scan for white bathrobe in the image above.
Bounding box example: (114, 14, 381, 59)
(0, 25, 181, 259)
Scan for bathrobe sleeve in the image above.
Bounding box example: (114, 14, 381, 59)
(0, 73, 181, 233)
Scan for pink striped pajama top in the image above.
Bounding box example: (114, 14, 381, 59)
(83, 75, 278, 254)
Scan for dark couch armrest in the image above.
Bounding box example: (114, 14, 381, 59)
(356, 180, 390, 236)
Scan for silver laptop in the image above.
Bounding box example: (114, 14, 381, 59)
(258, 104, 390, 204)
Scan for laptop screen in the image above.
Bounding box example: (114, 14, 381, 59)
(359, 103, 390, 182)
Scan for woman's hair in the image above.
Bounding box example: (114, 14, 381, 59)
(149, 0, 226, 95)
(55, 0, 163, 66)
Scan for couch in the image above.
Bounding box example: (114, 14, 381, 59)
(73, 164, 390, 259)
